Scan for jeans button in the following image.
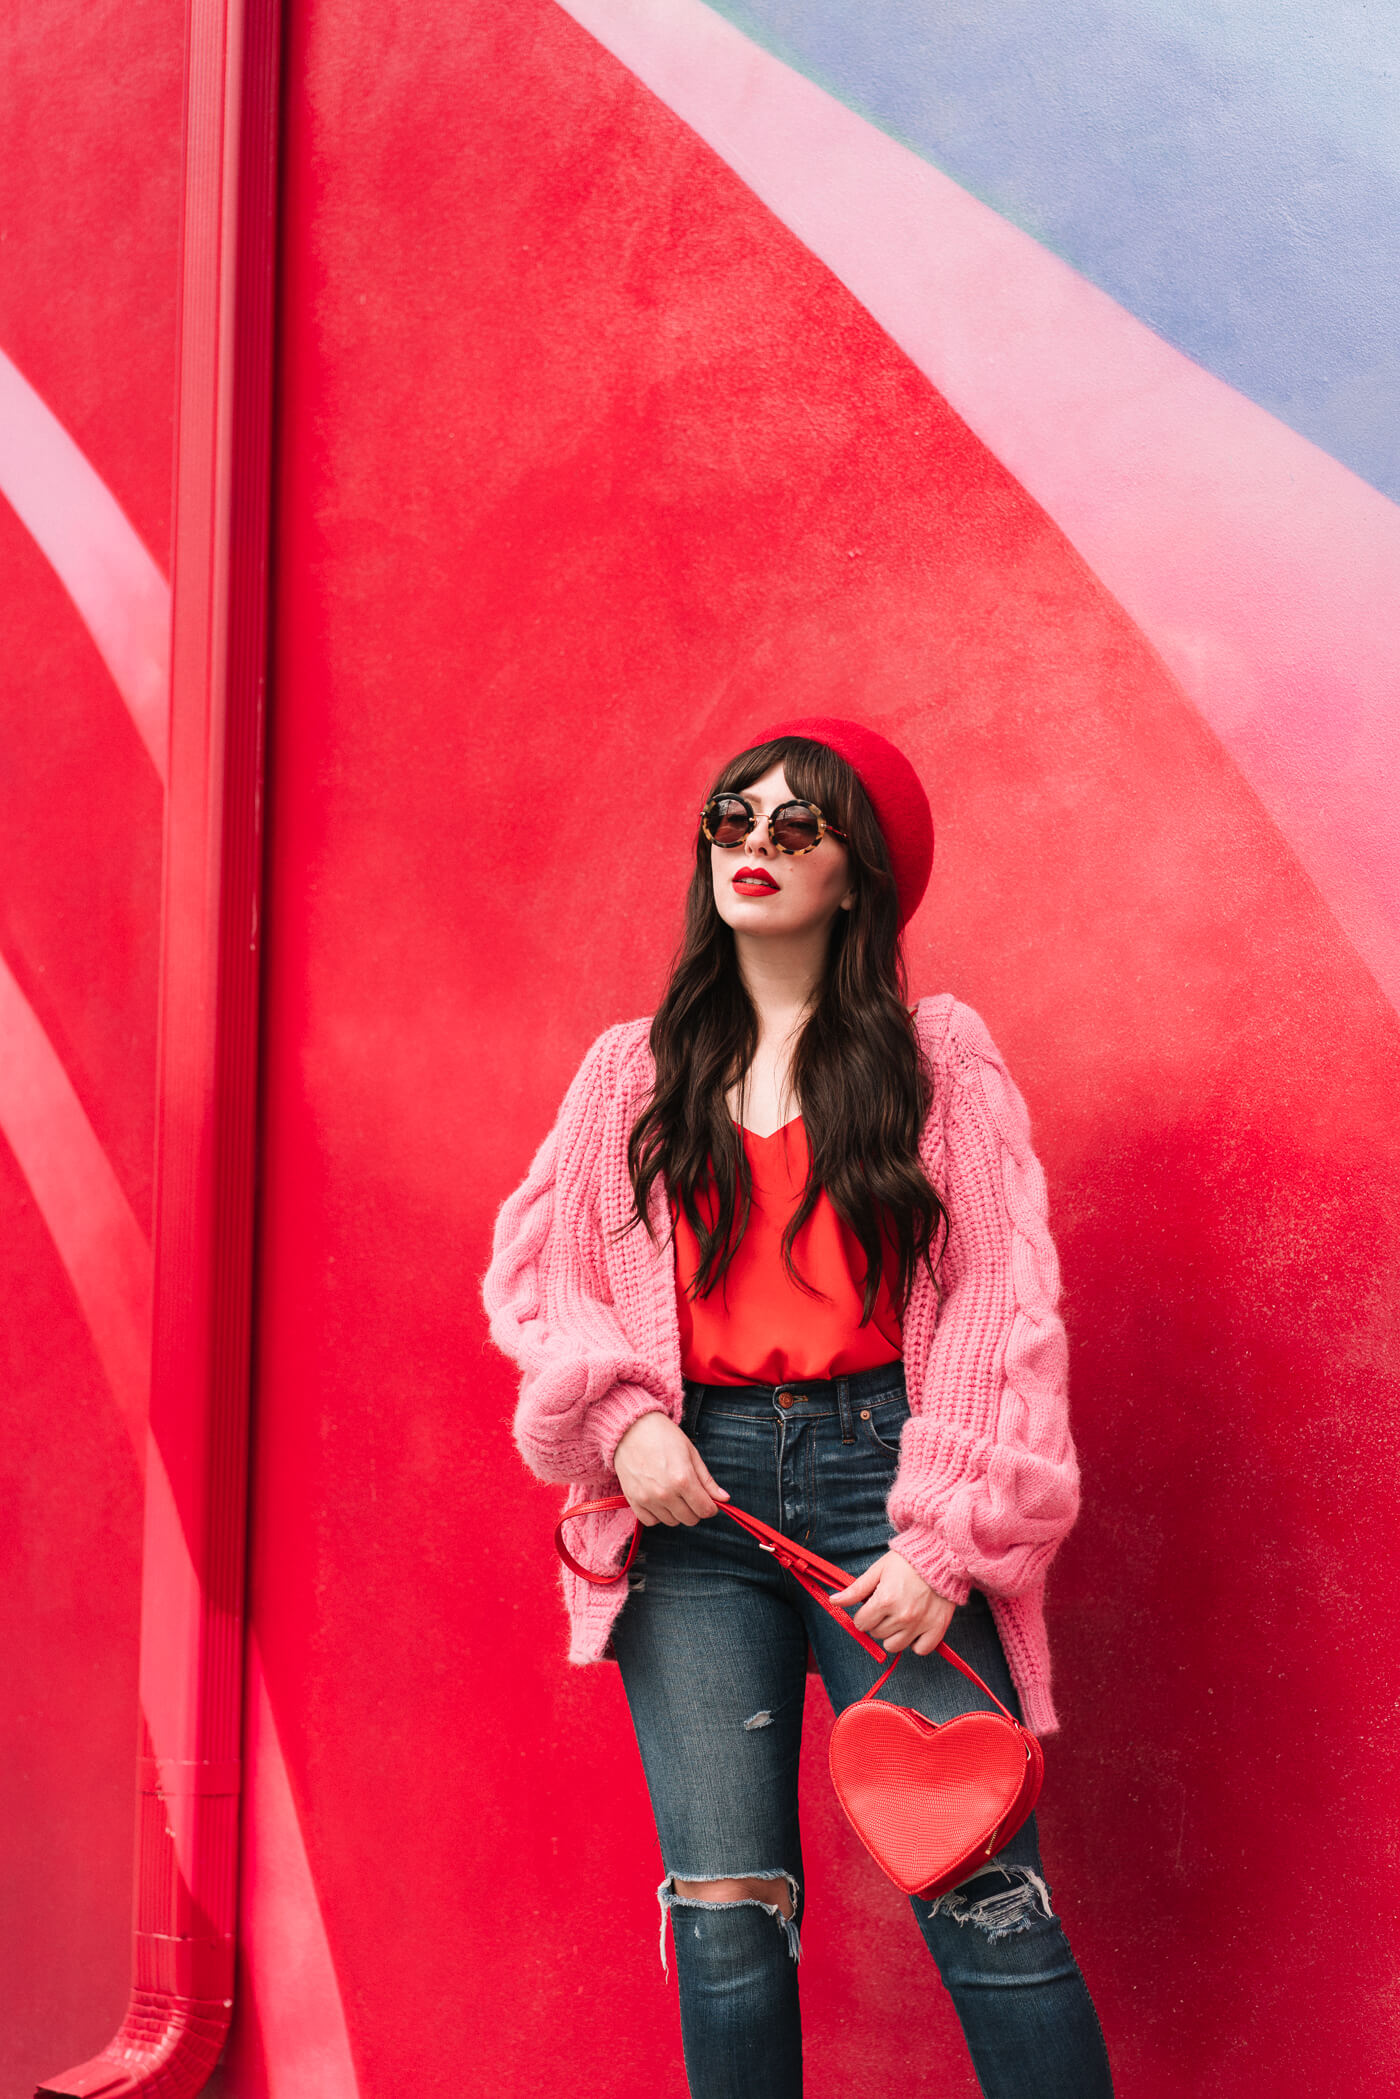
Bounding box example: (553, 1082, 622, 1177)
(777, 1393, 793, 1409)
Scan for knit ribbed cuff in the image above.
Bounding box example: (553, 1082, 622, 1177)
(586, 1382, 674, 1474)
(888, 1526, 973, 1607)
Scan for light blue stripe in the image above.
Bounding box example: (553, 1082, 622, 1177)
(704, 0, 1400, 502)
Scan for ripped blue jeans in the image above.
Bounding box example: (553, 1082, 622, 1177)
(610, 1366, 1113, 2099)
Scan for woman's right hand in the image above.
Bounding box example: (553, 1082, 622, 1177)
(613, 1412, 730, 1527)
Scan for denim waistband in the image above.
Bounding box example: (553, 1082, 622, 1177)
(682, 1360, 906, 1410)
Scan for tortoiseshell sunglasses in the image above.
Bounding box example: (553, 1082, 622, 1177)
(700, 793, 848, 856)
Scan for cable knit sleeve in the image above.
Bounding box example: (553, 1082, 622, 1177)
(887, 1002, 1080, 1604)
(482, 1025, 675, 1484)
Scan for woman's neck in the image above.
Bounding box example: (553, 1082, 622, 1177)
(729, 927, 829, 1134)
(734, 919, 831, 1015)
(732, 925, 828, 1037)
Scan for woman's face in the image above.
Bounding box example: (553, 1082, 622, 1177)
(709, 763, 856, 943)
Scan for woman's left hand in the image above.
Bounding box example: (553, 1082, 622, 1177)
(831, 1550, 957, 1655)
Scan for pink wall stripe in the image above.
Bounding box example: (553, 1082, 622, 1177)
(0, 940, 357, 2087)
(0, 346, 170, 783)
(0, 358, 357, 2083)
(0, 946, 153, 1448)
(236, 1643, 361, 2097)
(0, 943, 189, 1889)
(558, 0, 1400, 1015)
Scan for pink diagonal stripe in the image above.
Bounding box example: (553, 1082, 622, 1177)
(0, 946, 153, 1446)
(559, 0, 1400, 1015)
(0, 345, 170, 781)
(0, 947, 358, 2092)
(0, 362, 357, 2080)
(235, 1642, 362, 2096)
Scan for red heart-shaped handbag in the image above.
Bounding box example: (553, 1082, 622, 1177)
(556, 1495, 1042, 1902)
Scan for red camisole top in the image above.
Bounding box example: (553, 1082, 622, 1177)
(672, 1118, 904, 1385)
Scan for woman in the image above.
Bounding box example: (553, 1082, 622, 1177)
(484, 719, 1113, 2098)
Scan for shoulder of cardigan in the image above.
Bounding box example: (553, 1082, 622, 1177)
(570, 1015, 650, 1094)
(596, 1015, 654, 1094)
(916, 995, 1013, 1092)
(912, 991, 958, 1068)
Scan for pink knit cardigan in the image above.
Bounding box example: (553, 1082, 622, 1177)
(483, 995, 1080, 1734)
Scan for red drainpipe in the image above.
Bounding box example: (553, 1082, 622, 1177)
(38, 0, 281, 2090)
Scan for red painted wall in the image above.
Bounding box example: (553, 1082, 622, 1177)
(240, 2, 1400, 2093)
(0, 2, 181, 2088)
(4, 1, 1399, 2094)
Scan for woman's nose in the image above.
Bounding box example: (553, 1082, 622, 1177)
(747, 811, 776, 856)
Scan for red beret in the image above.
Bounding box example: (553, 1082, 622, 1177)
(748, 716, 934, 927)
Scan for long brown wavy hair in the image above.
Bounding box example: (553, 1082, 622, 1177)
(626, 736, 947, 1318)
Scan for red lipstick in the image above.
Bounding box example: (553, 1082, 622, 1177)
(732, 867, 780, 895)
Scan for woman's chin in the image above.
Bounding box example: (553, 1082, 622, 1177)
(717, 899, 832, 941)
(724, 911, 803, 941)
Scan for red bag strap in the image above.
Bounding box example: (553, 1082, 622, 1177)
(553, 1494, 1021, 1724)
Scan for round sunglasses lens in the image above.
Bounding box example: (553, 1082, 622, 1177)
(772, 807, 823, 851)
(705, 797, 751, 845)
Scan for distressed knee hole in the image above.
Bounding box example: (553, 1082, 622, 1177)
(927, 1864, 1055, 1941)
(656, 1870, 801, 1972)
(673, 1875, 793, 1915)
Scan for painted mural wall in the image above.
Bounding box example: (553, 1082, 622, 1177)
(2, 2, 1397, 2095)
(0, 1, 181, 2087)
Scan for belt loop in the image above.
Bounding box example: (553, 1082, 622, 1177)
(683, 1380, 707, 1435)
(836, 1375, 856, 1444)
